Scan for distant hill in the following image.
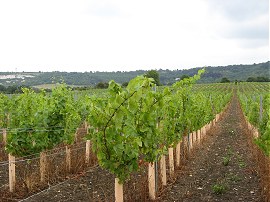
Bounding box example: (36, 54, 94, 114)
(0, 61, 269, 87)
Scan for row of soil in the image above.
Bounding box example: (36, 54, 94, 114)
(160, 94, 264, 201)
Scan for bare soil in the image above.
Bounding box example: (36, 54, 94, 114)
(159, 94, 264, 201)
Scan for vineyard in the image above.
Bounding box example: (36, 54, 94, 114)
(0, 71, 269, 201)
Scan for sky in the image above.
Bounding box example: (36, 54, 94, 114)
(0, 0, 268, 72)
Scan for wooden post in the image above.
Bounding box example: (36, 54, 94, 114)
(115, 178, 123, 202)
(2, 128, 7, 145)
(40, 152, 46, 183)
(84, 121, 87, 130)
(9, 154, 15, 192)
(192, 131, 196, 147)
(160, 155, 167, 186)
(66, 146, 71, 172)
(85, 140, 91, 164)
(168, 147, 174, 177)
(183, 135, 189, 159)
(207, 123, 211, 132)
(248, 122, 252, 131)
(176, 141, 181, 167)
(203, 126, 206, 139)
(200, 127, 204, 139)
(254, 128, 259, 138)
(189, 133, 193, 151)
(197, 129, 201, 144)
(148, 163, 156, 200)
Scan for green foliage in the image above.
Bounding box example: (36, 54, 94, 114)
(0, 69, 234, 184)
(5, 84, 81, 156)
(86, 68, 233, 183)
(0, 93, 10, 128)
(238, 83, 270, 156)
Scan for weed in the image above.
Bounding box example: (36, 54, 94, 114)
(239, 161, 246, 168)
(226, 173, 241, 182)
(222, 156, 230, 166)
(236, 154, 246, 168)
(212, 183, 227, 195)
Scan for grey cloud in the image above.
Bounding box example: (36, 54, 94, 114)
(223, 22, 269, 48)
(207, 0, 269, 48)
(224, 20, 269, 40)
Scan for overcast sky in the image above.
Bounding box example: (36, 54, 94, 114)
(0, 0, 268, 72)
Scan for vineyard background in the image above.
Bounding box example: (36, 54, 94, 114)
(0, 74, 269, 201)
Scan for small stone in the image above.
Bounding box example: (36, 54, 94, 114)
(250, 191, 255, 194)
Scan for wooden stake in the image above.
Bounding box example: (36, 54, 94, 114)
(176, 141, 181, 167)
(85, 140, 91, 164)
(40, 152, 46, 183)
(84, 121, 88, 130)
(160, 155, 167, 186)
(197, 129, 201, 144)
(202, 126, 206, 139)
(2, 128, 7, 145)
(192, 131, 196, 147)
(148, 163, 156, 200)
(183, 136, 187, 158)
(168, 147, 174, 177)
(254, 128, 259, 138)
(9, 154, 15, 192)
(66, 146, 71, 172)
(115, 178, 123, 202)
(189, 133, 193, 151)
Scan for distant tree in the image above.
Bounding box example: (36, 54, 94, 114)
(0, 85, 6, 92)
(246, 77, 256, 82)
(145, 70, 161, 86)
(180, 74, 190, 80)
(95, 82, 109, 89)
(247, 77, 269, 82)
(256, 77, 269, 82)
(220, 77, 230, 83)
(121, 81, 129, 87)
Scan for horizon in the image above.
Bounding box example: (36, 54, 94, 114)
(0, 60, 268, 73)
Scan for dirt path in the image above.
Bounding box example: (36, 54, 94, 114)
(160, 94, 263, 201)
(14, 94, 264, 202)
